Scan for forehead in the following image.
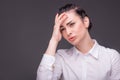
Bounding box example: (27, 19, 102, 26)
(65, 10, 79, 18)
(62, 10, 80, 25)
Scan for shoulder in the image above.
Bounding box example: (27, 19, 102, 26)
(99, 44, 120, 60)
(100, 45, 119, 54)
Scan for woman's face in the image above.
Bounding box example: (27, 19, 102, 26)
(60, 10, 89, 46)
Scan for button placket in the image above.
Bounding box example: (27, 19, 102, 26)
(81, 56, 87, 80)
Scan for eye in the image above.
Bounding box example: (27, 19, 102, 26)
(60, 26, 65, 32)
(69, 23, 75, 27)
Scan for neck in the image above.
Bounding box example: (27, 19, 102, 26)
(75, 33, 94, 54)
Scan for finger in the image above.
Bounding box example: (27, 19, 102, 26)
(58, 12, 66, 20)
(55, 15, 67, 29)
(58, 14, 68, 24)
(54, 13, 67, 30)
(55, 12, 67, 24)
(55, 13, 59, 23)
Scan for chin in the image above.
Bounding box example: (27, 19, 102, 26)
(69, 41, 78, 46)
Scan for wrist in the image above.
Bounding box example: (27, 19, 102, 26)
(50, 37, 59, 45)
(45, 38, 59, 56)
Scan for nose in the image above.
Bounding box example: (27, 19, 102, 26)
(66, 28, 72, 36)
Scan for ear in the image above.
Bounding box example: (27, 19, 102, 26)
(83, 17, 90, 29)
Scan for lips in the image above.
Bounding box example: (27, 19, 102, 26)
(68, 36, 76, 42)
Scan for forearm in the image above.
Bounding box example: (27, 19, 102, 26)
(37, 54, 62, 80)
(37, 67, 53, 80)
(37, 37, 61, 80)
(37, 13, 66, 80)
(37, 54, 55, 80)
(45, 38, 59, 56)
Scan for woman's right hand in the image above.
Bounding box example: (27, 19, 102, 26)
(45, 13, 67, 56)
(51, 13, 67, 43)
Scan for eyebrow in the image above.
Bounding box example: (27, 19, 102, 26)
(66, 20, 73, 26)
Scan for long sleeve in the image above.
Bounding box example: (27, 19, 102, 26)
(36, 54, 55, 80)
(110, 50, 120, 80)
(36, 53, 63, 80)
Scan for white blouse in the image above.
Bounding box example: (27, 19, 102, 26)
(37, 40, 120, 80)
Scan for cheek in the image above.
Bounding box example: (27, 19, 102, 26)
(61, 32, 67, 39)
(74, 24, 86, 35)
(78, 22, 86, 29)
(74, 24, 83, 32)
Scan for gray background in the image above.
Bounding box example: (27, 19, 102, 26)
(0, 0, 120, 80)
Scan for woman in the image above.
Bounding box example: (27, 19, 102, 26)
(37, 4, 120, 80)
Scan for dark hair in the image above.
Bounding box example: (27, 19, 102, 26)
(58, 3, 92, 31)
